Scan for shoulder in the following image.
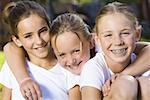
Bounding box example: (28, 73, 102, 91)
(83, 52, 106, 71)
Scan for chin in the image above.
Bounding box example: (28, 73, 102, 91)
(36, 53, 48, 59)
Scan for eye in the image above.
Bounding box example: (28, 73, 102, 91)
(121, 32, 131, 37)
(72, 49, 80, 56)
(39, 27, 49, 34)
(23, 33, 32, 39)
(58, 53, 65, 59)
(103, 33, 112, 37)
(74, 49, 80, 53)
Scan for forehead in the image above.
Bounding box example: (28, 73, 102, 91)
(17, 14, 47, 34)
(53, 31, 81, 52)
(97, 13, 132, 32)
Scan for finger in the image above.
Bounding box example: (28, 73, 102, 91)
(25, 89, 33, 100)
(102, 85, 106, 96)
(33, 83, 42, 99)
(24, 95, 29, 100)
(29, 86, 38, 100)
(102, 84, 108, 96)
(21, 88, 26, 98)
(111, 74, 118, 82)
(105, 79, 111, 91)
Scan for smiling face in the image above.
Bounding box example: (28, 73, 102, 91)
(51, 31, 91, 75)
(97, 13, 141, 66)
(14, 14, 51, 61)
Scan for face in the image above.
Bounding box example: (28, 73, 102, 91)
(97, 13, 141, 65)
(51, 31, 91, 75)
(14, 14, 51, 60)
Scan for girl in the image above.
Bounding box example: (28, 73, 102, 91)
(4, 12, 150, 99)
(80, 2, 150, 100)
(0, 1, 80, 100)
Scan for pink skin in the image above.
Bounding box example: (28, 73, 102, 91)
(51, 31, 92, 75)
(97, 13, 141, 73)
(96, 12, 141, 97)
(13, 14, 51, 62)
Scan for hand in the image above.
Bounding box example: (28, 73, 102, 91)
(19, 77, 42, 100)
(102, 74, 119, 97)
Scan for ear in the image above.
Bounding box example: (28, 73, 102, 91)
(12, 35, 23, 47)
(89, 33, 96, 49)
(135, 25, 142, 42)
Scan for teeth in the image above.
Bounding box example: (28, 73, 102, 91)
(111, 48, 126, 55)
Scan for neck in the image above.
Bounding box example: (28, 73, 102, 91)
(105, 57, 131, 74)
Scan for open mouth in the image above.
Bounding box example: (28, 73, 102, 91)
(111, 48, 127, 56)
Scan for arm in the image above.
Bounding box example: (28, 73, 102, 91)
(3, 42, 29, 82)
(3, 42, 42, 99)
(81, 86, 102, 100)
(122, 42, 150, 76)
(1, 86, 11, 100)
(134, 42, 150, 54)
(69, 85, 81, 100)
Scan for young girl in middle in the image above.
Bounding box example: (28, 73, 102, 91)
(3, 12, 150, 99)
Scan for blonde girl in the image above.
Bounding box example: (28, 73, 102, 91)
(81, 2, 150, 100)
(3, 11, 150, 100)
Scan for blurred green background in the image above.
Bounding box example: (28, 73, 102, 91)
(0, 51, 4, 98)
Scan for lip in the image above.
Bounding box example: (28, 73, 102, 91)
(34, 43, 47, 49)
(110, 48, 128, 56)
(70, 61, 82, 70)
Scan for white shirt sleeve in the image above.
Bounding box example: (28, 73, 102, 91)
(80, 58, 105, 91)
(67, 73, 80, 90)
(0, 61, 13, 89)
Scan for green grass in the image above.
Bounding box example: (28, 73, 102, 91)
(0, 51, 5, 69)
(0, 51, 5, 98)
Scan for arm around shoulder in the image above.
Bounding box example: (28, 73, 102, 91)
(122, 44, 150, 76)
(3, 42, 29, 82)
(1, 86, 11, 100)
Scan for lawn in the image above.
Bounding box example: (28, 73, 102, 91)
(0, 51, 5, 99)
(0, 51, 5, 69)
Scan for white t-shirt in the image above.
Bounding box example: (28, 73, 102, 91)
(80, 52, 150, 91)
(0, 60, 80, 100)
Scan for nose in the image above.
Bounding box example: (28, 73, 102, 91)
(35, 34, 43, 45)
(65, 55, 77, 66)
(113, 35, 124, 46)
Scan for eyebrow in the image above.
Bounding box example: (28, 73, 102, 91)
(22, 32, 32, 36)
(38, 26, 48, 33)
(100, 30, 112, 34)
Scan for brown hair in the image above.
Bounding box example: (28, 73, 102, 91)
(3, 0, 50, 38)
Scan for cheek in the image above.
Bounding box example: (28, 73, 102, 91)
(124, 35, 136, 46)
(43, 33, 50, 42)
(21, 40, 32, 48)
(100, 39, 110, 49)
